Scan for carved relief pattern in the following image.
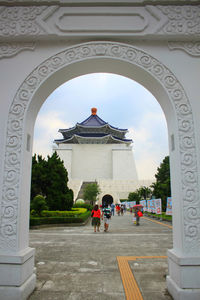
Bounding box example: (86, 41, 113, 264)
(0, 42, 35, 58)
(1, 42, 199, 253)
(0, 6, 47, 36)
(168, 41, 200, 57)
(0, 5, 200, 39)
(157, 5, 200, 35)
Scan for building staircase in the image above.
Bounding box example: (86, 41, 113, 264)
(76, 181, 96, 201)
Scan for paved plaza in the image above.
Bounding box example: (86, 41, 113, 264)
(28, 212, 173, 300)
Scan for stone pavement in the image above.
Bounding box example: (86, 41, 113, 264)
(28, 212, 173, 300)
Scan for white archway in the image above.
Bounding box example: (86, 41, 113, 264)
(102, 194, 114, 207)
(1, 41, 200, 299)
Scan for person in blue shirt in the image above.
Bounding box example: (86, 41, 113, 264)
(110, 203, 115, 216)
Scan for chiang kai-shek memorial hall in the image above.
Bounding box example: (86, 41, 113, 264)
(53, 107, 151, 205)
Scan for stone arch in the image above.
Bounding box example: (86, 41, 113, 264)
(2, 41, 199, 258)
(102, 194, 114, 207)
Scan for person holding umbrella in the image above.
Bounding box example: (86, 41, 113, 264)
(133, 204, 143, 226)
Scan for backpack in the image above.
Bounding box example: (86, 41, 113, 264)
(104, 208, 111, 218)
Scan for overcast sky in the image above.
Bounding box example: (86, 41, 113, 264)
(33, 73, 169, 180)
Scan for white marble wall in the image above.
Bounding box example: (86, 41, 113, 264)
(54, 143, 138, 181)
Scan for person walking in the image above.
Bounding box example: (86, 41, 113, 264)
(91, 204, 101, 232)
(135, 208, 140, 226)
(111, 203, 115, 216)
(116, 204, 121, 216)
(120, 205, 124, 216)
(102, 204, 112, 232)
(134, 207, 143, 226)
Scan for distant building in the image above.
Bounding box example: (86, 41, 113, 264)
(53, 108, 152, 205)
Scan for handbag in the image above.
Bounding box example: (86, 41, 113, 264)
(138, 211, 143, 217)
(91, 211, 94, 217)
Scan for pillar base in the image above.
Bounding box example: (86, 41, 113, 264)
(167, 249, 200, 300)
(0, 247, 36, 300)
(167, 276, 200, 300)
(0, 273, 36, 300)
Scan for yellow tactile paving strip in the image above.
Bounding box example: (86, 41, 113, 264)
(117, 217, 171, 299)
(117, 256, 167, 300)
(142, 216, 172, 229)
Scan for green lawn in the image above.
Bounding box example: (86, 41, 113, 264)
(145, 212, 172, 221)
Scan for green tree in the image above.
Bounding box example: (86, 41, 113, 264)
(151, 156, 171, 211)
(83, 182, 100, 205)
(31, 154, 47, 200)
(137, 186, 152, 200)
(31, 152, 74, 211)
(30, 194, 48, 216)
(128, 191, 140, 204)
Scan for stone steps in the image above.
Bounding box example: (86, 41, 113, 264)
(76, 181, 96, 200)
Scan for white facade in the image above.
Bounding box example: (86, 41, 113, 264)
(54, 144, 139, 181)
(0, 1, 200, 299)
(53, 142, 142, 203)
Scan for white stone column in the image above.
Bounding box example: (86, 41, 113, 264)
(0, 129, 36, 300)
(166, 98, 200, 299)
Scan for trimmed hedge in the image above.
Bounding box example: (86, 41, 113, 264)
(30, 209, 90, 227)
(40, 208, 87, 217)
(73, 203, 93, 211)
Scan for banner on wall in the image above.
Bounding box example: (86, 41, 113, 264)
(140, 200, 147, 211)
(166, 197, 172, 215)
(146, 199, 161, 213)
(125, 201, 136, 208)
(150, 199, 156, 213)
(147, 200, 151, 212)
(124, 202, 129, 208)
(154, 198, 162, 215)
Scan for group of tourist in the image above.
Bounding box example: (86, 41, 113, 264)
(91, 204, 112, 233)
(91, 202, 141, 232)
(115, 204, 126, 216)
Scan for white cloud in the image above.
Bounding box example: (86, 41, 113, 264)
(33, 111, 72, 158)
(127, 110, 169, 180)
